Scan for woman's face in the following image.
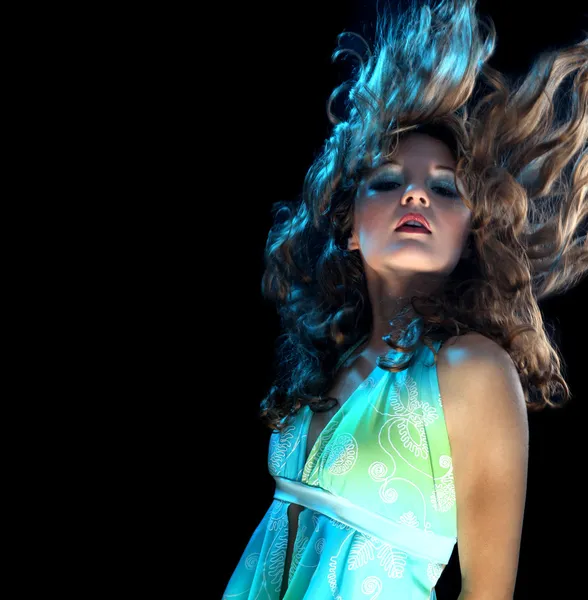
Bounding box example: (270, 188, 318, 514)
(349, 133, 472, 279)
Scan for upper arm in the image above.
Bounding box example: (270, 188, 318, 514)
(437, 333, 529, 599)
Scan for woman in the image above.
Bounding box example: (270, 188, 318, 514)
(223, 0, 587, 598)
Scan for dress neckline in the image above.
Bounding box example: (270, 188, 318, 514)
(302, 323, 428, 475)
(302, 352, 384, 471)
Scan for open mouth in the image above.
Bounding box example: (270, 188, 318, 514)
(394, 213, 432, 233)
(395, 224, 432, 234)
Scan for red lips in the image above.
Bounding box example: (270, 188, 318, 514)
(394, 212, 432, 232)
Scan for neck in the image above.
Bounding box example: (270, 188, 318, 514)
(363, 264, 444, 353)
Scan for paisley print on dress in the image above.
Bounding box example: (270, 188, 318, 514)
(399, 511, 420, 528)
(325, 433, 359, 475)
(268, 425, 296, 476)
(388, 374, 440, 460)
(362, 575, 382, 599)
(245, 552, 259, 571)
(431, 456, 456, 512)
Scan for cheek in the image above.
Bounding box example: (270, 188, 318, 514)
(446, 211, 472, 249)
(355, 198, 393, 232)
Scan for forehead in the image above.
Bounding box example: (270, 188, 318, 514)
(388, 132, 456, 166)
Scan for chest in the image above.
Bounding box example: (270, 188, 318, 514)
(304, 359, 377, 463)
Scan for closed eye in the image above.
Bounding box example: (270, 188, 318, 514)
(432, 186, 459, 198)
(369, 180, 459, 198)
(369, 180, 401, 192)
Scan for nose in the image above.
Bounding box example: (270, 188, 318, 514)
(400, 186, 430, 207)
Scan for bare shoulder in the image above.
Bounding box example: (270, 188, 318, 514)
(436, 331, 519, 397)
(436, 330, 528, 449)
(437, 330, 510, 368)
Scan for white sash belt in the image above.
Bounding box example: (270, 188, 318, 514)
(273, 476, 456, 564)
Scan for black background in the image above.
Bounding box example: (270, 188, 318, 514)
(212, 2, 588, 598)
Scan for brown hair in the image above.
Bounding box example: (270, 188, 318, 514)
(260, 0, 588, 431)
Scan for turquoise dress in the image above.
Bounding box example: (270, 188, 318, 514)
(223, 335, 457, 599)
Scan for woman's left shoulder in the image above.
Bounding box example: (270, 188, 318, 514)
(436, 330, 527, 430)
(438, 331, 512, 367)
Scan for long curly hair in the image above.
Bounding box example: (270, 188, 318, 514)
(259, 0, 588, 432)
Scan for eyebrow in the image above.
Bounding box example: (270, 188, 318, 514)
(385, 159, 455, 173)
